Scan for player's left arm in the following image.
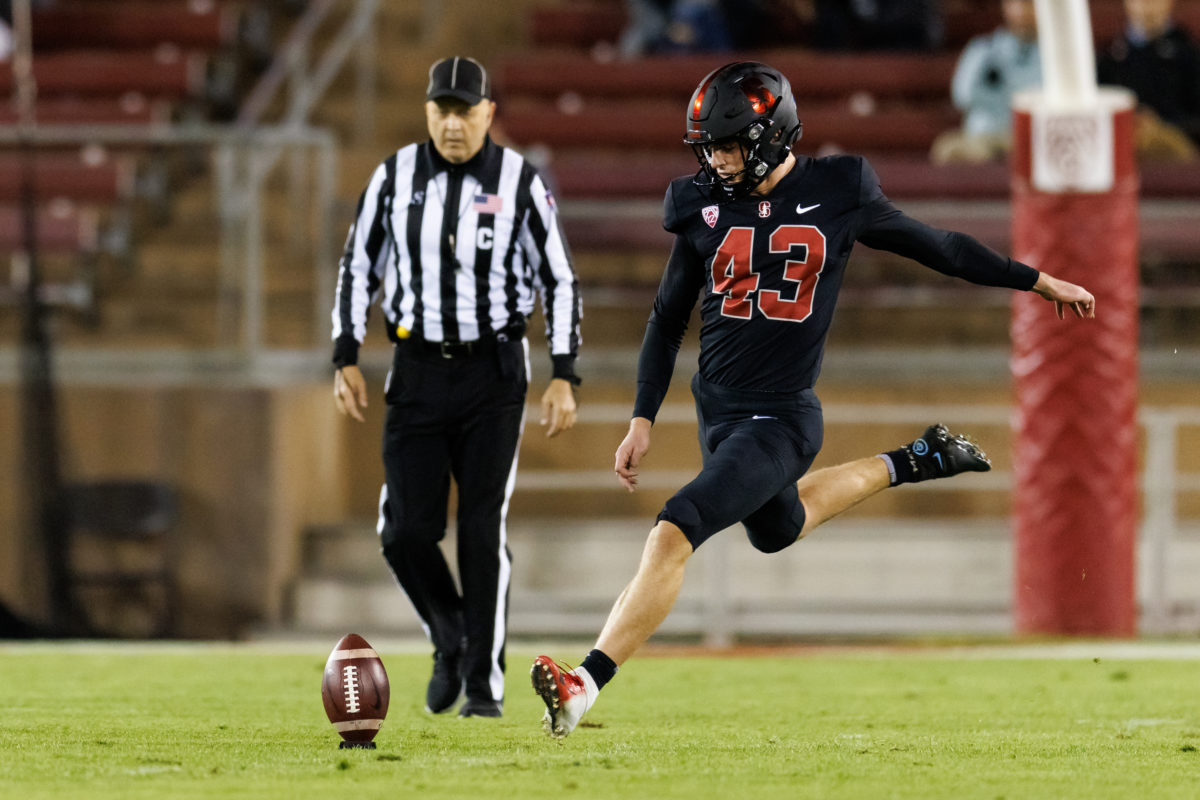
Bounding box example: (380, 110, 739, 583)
(1030, 271, 1095, 319)
(860, 206, 1095, 318)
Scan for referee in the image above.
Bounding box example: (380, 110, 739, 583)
(330, 56, 582, 719)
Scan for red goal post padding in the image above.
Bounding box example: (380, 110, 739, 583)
(1010, 95, 1139, 635)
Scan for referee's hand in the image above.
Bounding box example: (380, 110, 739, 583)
(334, 365, 368, 422)
(540, 378, 578, 438)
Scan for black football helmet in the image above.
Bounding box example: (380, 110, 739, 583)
(684, 61, 803, 199)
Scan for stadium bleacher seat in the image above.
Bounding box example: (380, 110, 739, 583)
(0, 204, 99, 255)
(495, 51, 957, 103)
(501, 99, 957, 156)
(31, 1, 237, 51)
(0, 97, 170, 126)
(0, 50, 208, 100)
(0, 152, 135, 206)
(0, 1, 264, 308)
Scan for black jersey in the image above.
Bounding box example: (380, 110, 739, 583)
(632, 155, 1039, 422)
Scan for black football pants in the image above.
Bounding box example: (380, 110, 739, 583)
(377, 337, 527, 705)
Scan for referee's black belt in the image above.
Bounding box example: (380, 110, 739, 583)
(404, 323, 525, 359)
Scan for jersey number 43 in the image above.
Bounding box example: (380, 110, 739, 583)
(711, 225, 826, 322)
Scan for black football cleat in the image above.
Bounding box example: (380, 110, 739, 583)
(904, 424, 991, 482)
(424, 648, 464, 714)
(458, 698, 503, 718)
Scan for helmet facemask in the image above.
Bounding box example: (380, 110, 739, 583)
(689, 121, 787, 200)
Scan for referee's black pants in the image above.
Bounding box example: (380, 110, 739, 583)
(377, 336, 527, 705)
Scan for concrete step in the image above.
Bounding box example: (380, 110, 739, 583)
(284, 515, 1200, 637)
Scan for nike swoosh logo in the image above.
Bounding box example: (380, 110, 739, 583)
(795, 203, 821, 215)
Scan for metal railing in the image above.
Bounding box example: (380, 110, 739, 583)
(237, 0, 380, 138)
(0, 124, 340, 357)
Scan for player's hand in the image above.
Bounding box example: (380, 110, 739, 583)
(540, 378, 578, 438)
(1032, 272, 1096, 320)
(334, 365, 368, 422)
(614, 417, 652, 492)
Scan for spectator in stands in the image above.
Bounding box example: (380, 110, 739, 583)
(0, 1, 12, 61)
(930, 0, 1041, 164)
(618, 0, 769, 57)
(0, 0, 58, 61)
(1098, 0, 1200, 161)
(813, 0, 943, 52)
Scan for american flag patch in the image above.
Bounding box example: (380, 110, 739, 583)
(472, 193, 503, 214)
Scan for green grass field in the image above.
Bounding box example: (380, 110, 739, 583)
(3, 640, 1199, 799)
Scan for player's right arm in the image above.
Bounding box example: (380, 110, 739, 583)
(631, 234, 705, 423)
(618, 185, 706, 490)
(614, 416, 652, 492)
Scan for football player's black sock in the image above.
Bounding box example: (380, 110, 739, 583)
(878, 449, 915, 486)
(580, 649, 618, 691)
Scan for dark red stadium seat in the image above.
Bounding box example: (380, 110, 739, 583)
(495, 51, 958, 102)
(499, 99, 957, 155)
(0, 204, 99, 254)
(0, 153, 136, 205)
(32, 1, 236, 51)
(0, 50, 207, 99)
(0, 97, 169, 126)
(528, 1, 624, 50)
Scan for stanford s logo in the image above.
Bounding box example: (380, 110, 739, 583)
(758, 201, 771, 218)
(702, 205, 719, 228)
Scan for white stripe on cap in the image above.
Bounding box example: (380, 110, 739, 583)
(450, 56, 459, 89)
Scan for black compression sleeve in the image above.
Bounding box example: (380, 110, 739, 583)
(631, 236, 704, 422)
(858, 201, 1039, 290)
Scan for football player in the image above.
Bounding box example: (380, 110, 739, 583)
(532, 61, 1095, 738)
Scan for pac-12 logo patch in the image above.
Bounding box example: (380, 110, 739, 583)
(702, 205, 719, 228)
(758, 201, 772, 218)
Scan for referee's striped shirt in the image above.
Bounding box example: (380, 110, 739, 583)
(331, 137, 581, 378)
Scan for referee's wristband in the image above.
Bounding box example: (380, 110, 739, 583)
(332, 334, 360, 368)
(551, 355, 581, 387)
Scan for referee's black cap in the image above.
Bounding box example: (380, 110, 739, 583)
(426, 56, 491, 105)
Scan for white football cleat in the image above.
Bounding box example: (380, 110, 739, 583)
(531, 655, 596, 739)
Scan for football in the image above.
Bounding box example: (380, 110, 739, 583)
(321, 633, 390, 748)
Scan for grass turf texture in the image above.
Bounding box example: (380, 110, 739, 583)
(2, 644, 1199, 799)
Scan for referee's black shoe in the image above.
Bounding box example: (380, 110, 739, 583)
(905, 424, 991, 482)
(424, 648, 464, 714)
(458, 698, 503, 718)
